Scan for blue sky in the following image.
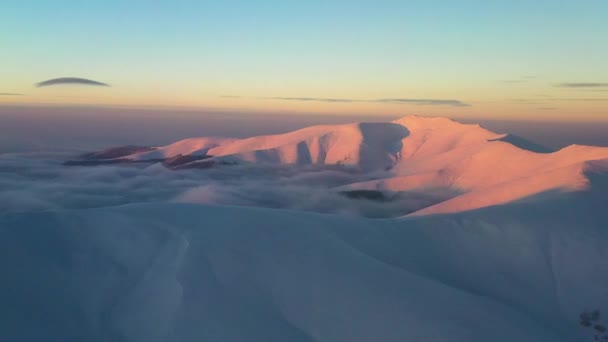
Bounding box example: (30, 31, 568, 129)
(2, 0, 608, 120)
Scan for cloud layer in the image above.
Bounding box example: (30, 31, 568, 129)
(267, 97, 356, 103)
(375, 98, 469, 106)
(556, 82, 608, 88)
(0, 152, 453, 217)
(35, 77, 110, 88)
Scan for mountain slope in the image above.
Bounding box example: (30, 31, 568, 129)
(75, 115, 608, 216)
(1, 181, 606, 341)
(130, 122, 409, 171)
(346, 117, 608, 215)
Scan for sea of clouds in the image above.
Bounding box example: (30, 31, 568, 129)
(0, 152, 455, 217)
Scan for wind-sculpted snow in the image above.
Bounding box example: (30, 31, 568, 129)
(1, 187, 606, 341)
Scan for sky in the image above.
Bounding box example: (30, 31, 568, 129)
(1, 0, 608, 121)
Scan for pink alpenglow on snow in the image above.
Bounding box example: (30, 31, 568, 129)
(107, 115, 608, 216)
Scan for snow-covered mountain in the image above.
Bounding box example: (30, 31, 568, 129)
(344, 116, 608, 215)
(126, 122, 409, 171)
(3, 115, 608, 341)
(75, 115, 608, 216)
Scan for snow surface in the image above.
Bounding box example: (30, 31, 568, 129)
(1, 184, 606, 341)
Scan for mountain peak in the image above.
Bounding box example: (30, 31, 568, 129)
(68, 116, 608, 216)
(392, 115, 482, 132)
(394, 114, 458, 124)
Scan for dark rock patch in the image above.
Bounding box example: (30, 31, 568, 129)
(340, 190, 388, 201)
(80, 146, 156, 160)
(162, 154, 212, 168)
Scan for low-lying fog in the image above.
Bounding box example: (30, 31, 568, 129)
(0, 152, 460, 217)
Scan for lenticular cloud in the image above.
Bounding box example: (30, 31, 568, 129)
(35, 77, 110, 87)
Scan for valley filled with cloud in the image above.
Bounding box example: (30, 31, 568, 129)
(0, 151, 456, 217)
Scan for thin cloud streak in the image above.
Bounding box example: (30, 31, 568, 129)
(224, 96, 470, 107)
(376, 98, 470, 107)
(508, 99, 545, 104)
(265, 97, 357, 103)
(0, 93, 24, 96)
(499, 80, 527, 84)
(509, 97, 608, 103)
(554, 98, 608, 102)
(35, 77, 110, 88)
(498, 76, 537, 84)
(556, 83, 608, 88)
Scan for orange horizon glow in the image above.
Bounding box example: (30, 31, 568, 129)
(1, 90, 607, 123)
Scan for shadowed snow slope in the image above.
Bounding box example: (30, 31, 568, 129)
(346, 116, 608, 215)
(0, 183, 606, 341)
(107, 115, 608, 215)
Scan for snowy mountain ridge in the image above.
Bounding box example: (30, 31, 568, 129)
(75, 115, 608, 216)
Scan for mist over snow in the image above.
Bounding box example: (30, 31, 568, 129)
(0, 152, 452, 217)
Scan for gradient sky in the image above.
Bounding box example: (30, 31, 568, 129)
(2, 0, 608, 121)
